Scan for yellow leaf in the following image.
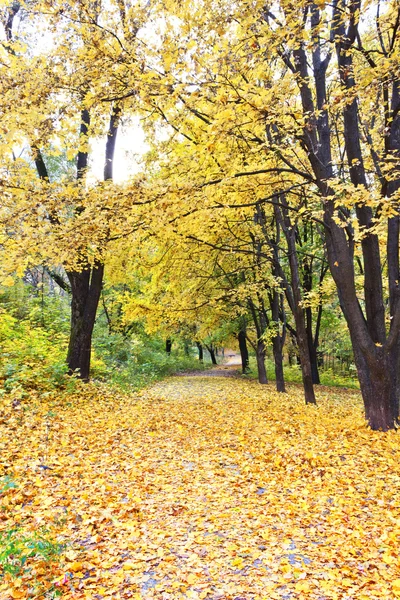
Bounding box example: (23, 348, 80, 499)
(295, 581, 310, 592)
(231, 557, 244, 568)
(382, 552, 395, 564)
(393, 579, 400, 591)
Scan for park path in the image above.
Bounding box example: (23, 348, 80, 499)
(1, 372, 397, 599)
(181, 351, 243, 378)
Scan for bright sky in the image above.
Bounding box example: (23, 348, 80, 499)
(89, 116, 149, 184)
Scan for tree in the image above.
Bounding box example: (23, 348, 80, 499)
(261, 0, 400, 429)
(0, 0, 149, 379)
(141, 0, 400, 429)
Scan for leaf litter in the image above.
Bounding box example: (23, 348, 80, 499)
(0, 376, 400, 599)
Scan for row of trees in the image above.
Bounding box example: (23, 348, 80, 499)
(0, 0, 399, 430)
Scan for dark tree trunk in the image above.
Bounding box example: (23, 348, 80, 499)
(270, 270, 286, 392)
(338, 287, 400, 430)
(256, 339, 268, 384)
(349, 338, 398, 431)
(272, 335, 285, 392)
(284, 4, 400, 427)
(301, 223, 321, 386)
(265, 203, 315, 402)
(166, 339, 172, 355)
(294, 308, 316, 404)
(247, 297, 268, 384)
(65, 103, 119, 381)
(238, 327, 249, 373)
(66, 262, 104, 380)
(303, 257, 327, 385)
(274, 201, 316, 404)
(65, 104, 119, 381)
(196, 341, 203, 362)
(206, 345, 217, 365)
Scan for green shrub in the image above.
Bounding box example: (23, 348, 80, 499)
(102, 348, 209, 391)
(0, 476, 18, 494)
(0, 526, 64, 578)
(91, 323, 211, 390)
(0, 309, 71, 396)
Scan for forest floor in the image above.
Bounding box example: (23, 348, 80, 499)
(1, 371, 400, 600)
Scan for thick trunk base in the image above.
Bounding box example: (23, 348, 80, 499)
(359, 357, 398, 431)
(67, 264, 104, 381)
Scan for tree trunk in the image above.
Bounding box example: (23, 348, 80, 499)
(307, 312, 321, 385)
(31, 93, 120, 383)
(275, 200, 316, 404)
(66, 262, 104, 380)
(351, 342, 398, 431)
(270, 287, 286, 392)
(196, 341, 203, 362)
(247, 296, 269, 385)
(272, 335, 285, 392)
(166, 339, 172, 355)
(295, 315, 316, 404)
(206, 345, 217, 365)
(238, 328, 249, 373)
(256, 339, 268, 384)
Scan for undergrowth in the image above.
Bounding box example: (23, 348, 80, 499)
(0, 524, 64, 597)
(245, 358, 359, 389)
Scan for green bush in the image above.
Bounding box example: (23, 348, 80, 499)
(0, 526, 64, 578)
(97, 344, 209, 391)
(0, 309, 71, 396)
(91, 321, 211, 390)
(0, 280, 214, 395)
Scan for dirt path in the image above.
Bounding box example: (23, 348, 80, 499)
(181, 352, 243, 378)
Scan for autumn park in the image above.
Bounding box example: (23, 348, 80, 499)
(1, 0, 400, 598)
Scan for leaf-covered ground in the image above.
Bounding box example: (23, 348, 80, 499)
(1, 376, 400, 599)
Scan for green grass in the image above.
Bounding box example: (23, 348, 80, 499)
(245, 357, 359, 389)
